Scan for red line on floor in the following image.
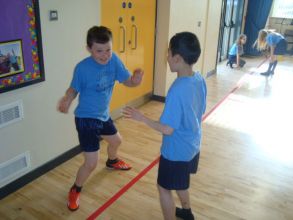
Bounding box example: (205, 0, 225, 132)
(87, 157, 160, 220)
(87, 58, 267, 220)
(202, 85, 239, 121)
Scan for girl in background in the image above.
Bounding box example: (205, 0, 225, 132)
(254, 29, 287, 76)
(227, 34, 247, 68)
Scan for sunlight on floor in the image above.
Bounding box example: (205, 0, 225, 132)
(206, 58, 293, 165)
(205, 93, 293, 164)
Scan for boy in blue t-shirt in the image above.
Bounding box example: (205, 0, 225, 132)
(123, 32, 207, 220)
(57, 26, 144, 211)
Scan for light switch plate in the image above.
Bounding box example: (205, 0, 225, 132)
(49, 10, 58, 21)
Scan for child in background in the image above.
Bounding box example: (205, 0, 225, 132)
(123, 32, 207, 220)
(227, 34, 247, 68)
(57, 26, 143, 211)
(254, 29, 287, 76)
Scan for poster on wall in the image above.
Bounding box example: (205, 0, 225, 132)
(0, 0, 45, 94)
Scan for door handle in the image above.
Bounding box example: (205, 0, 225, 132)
(131, 24, 137, 50)
(119, 26, 126, 53)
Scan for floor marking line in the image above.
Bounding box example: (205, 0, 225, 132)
(87, 157, 160, 220)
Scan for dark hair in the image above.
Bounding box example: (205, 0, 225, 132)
(87, 26, 112, 48)
(169, 32, 201, 65)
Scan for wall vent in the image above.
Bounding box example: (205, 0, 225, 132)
(0, 152, 31, 188)
(0, 100, 24, 129)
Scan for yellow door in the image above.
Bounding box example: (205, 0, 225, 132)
(101, 0, 128, 110)
(101, 0, 156, 111)
(123, 0, 156, 102)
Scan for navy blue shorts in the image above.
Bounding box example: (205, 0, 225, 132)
(274, 39, 287, 55)
(75, 117, 117, 152)
(228, 55, 237, 63)
(157, 152, 200, 190)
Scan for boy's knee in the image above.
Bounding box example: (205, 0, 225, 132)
(117, 136, 122, 145)
(84, 161, 98, 171)
(103, 133, 122, 147)
(112, 136, 122, 147)
(115, 134, 123, 145)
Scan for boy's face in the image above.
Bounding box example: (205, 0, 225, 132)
(87, 41, 112, 65)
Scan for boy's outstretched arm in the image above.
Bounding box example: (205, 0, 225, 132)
(123, 68, 144, 87)
(122, 106, 174, 135)
(57, 87, 78, 113)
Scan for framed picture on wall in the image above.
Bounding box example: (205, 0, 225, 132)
(0, 40, 25, 78)
(0, 0, 45, 94)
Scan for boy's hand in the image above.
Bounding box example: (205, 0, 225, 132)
(57, 88, 77, 113)
(131, 68, 144, 85)
(122, 106, 144, 122)
(57, 96, 71, 113)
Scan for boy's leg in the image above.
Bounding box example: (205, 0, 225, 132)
(102, 133, 132, 170)
(75, 152, 98, 186)
(176, 189, 191, 209)
(175, 154, 199, 219)
(102, 132, 122, 160)
(157, 184, 176, 220)
(68, 151, 98, 211)
(176, 190, 194, 220)
(69, 117, 101, 211)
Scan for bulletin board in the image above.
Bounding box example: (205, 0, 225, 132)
(0, 0, 44, 94)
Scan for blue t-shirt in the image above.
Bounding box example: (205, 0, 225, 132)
(159, 72, 207, 161)
(70, 53, 131, 121)
(229, 43, 243, 56)
(266, 33, 284, 46)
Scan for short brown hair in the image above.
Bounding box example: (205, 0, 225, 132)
(87, 26, 112, 48)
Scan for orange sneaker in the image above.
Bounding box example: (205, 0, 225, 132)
(67, 188, 80, 211)
(106, 159, 132, 170)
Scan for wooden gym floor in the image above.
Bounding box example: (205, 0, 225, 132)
(0, 56, 293, 220)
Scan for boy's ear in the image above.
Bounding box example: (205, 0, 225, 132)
(174, 54, 182, 63)
(86, 46, 91, 52)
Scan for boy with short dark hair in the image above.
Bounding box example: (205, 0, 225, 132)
(57, 26, 144, 211)
(123, 32, 207, 220)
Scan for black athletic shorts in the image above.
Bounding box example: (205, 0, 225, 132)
(157, 152, 200, 190)
(75, 117, 117, 152)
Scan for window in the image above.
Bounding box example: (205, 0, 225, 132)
(272, 0, 293, 18)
